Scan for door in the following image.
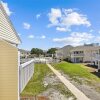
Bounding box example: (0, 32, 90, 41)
(0, 39, 18, 100)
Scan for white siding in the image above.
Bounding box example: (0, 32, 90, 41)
(0, 4, 20, 44)
(83, 50, 92, 62)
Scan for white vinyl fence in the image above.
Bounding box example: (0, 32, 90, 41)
(33, 57, 53, 63)
(19, 59, 34, 93)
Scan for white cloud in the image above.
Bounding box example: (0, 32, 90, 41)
(48, 8, 91, 32)
(28, 35, 34, 39)
(53, 32, 94, 46)
(1, 1, 12, 16)
(48, 8, 62, 27)
(36, 14, 41, 19)
(28, 34, 46, 39)
(40, 35, 46, 39)
(36, 35, 46, 39)
(56, 27, 67, 32)
(23, 22, 31, 29)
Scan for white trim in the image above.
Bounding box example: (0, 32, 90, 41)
(18, 51, 20, 100)
(21, 59, 34, 68)
(0, 2, 21, 44)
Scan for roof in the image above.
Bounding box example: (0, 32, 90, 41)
(18, 49, 30, 53)
(56, 45, 73, 51)
(70, 45, 100, 52)
(0, 2, 21, 44)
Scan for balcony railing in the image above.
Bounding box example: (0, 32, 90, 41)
(92, 53, 100, 60)
(71, 53, 84, 57)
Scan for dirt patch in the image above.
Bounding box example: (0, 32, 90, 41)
(39, 88, 68, 100)
(75, 83, 100, 100)
(61, 71, 100, 100)
(39, 74, 76, 100)
(43, 74, 60, 87)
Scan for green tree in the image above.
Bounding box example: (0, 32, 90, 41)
(47, 48, 57, 54)
(31, 48, 44, 56)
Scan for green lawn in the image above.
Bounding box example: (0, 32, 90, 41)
(21, 64, 52, 96)
(52, 61, 100, 84)
(20, 63, 76, 99)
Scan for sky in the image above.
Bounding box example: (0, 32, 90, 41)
(1, 0, 100, 50)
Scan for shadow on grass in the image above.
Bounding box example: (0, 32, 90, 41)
(86, 64, 98, 69)
(91, 71, 100, 78)
(85, 64, 100, 78)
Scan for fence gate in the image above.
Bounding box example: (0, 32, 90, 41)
(0, 40, 18, 100)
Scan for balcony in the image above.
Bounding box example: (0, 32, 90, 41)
(92, 53, 100, 60)
(71, 53, 84, 57)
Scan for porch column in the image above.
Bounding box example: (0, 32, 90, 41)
(95, 61, 97, 66)
(74, 58, 76, 63)
(98, 61, 100, 72)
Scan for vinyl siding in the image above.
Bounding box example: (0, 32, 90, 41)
(0, 40, 18, 100)
(0, 3, 21, 44)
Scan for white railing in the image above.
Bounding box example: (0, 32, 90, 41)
(71, 53, 84, 57)
(92, 53, 100, 60)
(19, 59, 34, 93)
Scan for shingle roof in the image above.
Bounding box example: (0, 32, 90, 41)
(70, 45, 100, 52)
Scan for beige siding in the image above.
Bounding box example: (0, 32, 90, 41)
(56, 46, 73, 59)
(0, 4, 20, 44)
(83, 50, 92, 62)
(0, 40, 18, 100)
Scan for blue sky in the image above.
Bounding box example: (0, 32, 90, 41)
(1, 0, 100, 50)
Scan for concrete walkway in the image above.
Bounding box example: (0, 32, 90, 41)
(47, 64, 90, 100)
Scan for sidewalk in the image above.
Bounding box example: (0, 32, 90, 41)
(47, 64, 90, 100)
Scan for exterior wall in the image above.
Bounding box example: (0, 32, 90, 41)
(0, 40, 18, 100)
(71, 52, 92, 63)
(62, 47, 72, 59)
(71, 57, 83, 63)
(98, 61, 100, 70)
(56, 49, 63, 59)
(91, 49, 100, 61)
(56, 46, 73, 60)
(83, 50, 92, 62)
(71, 49, 93, 63)
(0, 3, 20, 44)
(71, 51, 84, 63)
(91, 49, 100, 71)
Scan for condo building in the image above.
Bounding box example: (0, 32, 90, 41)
(55, 45, 73, 61)
(56, 43, 100, 71)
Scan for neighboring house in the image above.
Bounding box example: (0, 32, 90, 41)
(19, 49, 30, 58)
(55, 45, 73, 60)
(91, 47, 100, 71)
(0, 2, 21, 100)
(0, 3, 21, 46)
(56, 43, 100, 71)
(0, 2, 34, 100)
(70, 45, 97, 63)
